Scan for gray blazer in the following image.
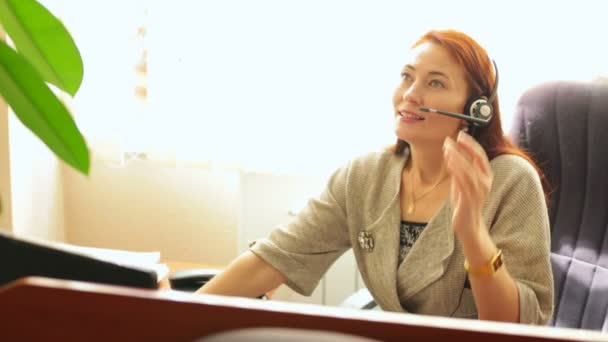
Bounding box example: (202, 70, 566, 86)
(250, 150, 554, 324)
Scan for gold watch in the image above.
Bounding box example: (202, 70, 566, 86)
(464, 249, 503, 276)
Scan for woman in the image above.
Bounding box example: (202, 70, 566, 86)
(197, 29, 554, 324)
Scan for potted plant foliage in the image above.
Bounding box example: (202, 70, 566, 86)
(0, 0, 88, 217)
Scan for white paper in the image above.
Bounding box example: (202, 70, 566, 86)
(59, 244, 169, 282)
(14, 233, 169, 282)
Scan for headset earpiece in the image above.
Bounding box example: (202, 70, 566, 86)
(463, 60, 499, 127)
(466, 97, 493, 121)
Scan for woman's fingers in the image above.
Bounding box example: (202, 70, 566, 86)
(444, 140, 476, 199)
(455, 132, 494, 192)
(448, 167, 472, 203)
(444, 134, 493, 201)
(455, 131, 492, 177)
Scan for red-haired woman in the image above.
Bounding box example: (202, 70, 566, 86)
(198, 30, 554, 325)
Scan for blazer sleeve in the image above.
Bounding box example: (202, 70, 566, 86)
(489, 157, 554, 325)
(248, 163, 352, 296)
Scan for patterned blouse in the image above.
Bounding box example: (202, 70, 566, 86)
(399, 220, 427, 265)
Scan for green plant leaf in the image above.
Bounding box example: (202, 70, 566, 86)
(0, 41, 89, 174)
(0, 0, 83, 96)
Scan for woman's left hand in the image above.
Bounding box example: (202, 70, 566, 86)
(443, 131, 493, 240)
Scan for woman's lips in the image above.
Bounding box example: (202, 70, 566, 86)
(399, 110, 425, 123)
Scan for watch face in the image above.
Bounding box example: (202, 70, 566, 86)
(492, 253, 504, 272)
(465, 250, 503, 276)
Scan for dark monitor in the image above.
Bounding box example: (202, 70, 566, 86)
(0, 231, 158, 289)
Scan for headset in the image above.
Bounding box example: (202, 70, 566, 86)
(419, 60, 499, 129)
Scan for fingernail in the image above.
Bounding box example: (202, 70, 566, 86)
(444, 138, 453, 150)
(459, 130, 472, 142)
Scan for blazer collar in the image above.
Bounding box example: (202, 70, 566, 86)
(397, 200, 455, 300)
(361, 150, 456, 310)
(358, 151, 406, 311)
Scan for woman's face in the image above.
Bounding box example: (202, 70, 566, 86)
(393, 42, 470, 147)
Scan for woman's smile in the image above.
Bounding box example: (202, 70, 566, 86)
(398, 109, 426, 123)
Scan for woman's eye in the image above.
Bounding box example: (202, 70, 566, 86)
(401, 72, 413, 82)
(430, 80, 445, 88)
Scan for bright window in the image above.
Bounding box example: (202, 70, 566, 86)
(53, 0, 608, 175)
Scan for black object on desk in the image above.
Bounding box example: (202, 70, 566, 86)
(169, 268, 267, 299)
(0, 231, 158, 289)
(168, 268, 221, 292)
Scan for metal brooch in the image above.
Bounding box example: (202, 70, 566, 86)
(358, 231, 374, 252)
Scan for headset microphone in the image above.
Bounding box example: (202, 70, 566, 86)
(419, 60, 499, 128)
(419, 107, 489, 125)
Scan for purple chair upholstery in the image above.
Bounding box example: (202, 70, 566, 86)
(509, 79, 608, 331)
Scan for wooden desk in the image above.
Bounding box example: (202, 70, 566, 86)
(0, 276, 606, 342)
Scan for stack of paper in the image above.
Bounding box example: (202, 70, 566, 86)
(55, 243, 169, 282)
(5, 232, 169, 283)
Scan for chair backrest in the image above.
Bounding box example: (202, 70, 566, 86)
(509, 80, 608, 331)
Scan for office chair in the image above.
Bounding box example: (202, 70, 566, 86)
(508, 79, 608, 331)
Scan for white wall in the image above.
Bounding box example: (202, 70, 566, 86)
(8, 112, 66, 241)
(0, 94, 10, 233)
(62, 157, 240, 266)
(60, 154, 362, 306)
(0, 26, 12, 232)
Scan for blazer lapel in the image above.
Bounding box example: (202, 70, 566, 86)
(357, 152, 406, 312)
(397, 200, 455, 300)
(357, 150, 456, 310)
(360, 198, 403, 311)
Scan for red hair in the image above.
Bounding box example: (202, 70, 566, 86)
(392, 29, 551, 205)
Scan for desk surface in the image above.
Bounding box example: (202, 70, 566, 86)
(1, 276, 606, 342)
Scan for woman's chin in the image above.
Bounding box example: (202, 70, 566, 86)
(395, 133, 446, 148)
(395, 128, 422, 144)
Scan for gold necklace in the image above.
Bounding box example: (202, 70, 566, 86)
(407, 169, 449, 214)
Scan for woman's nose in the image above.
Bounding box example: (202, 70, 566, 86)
(401, 83, 422, 105)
